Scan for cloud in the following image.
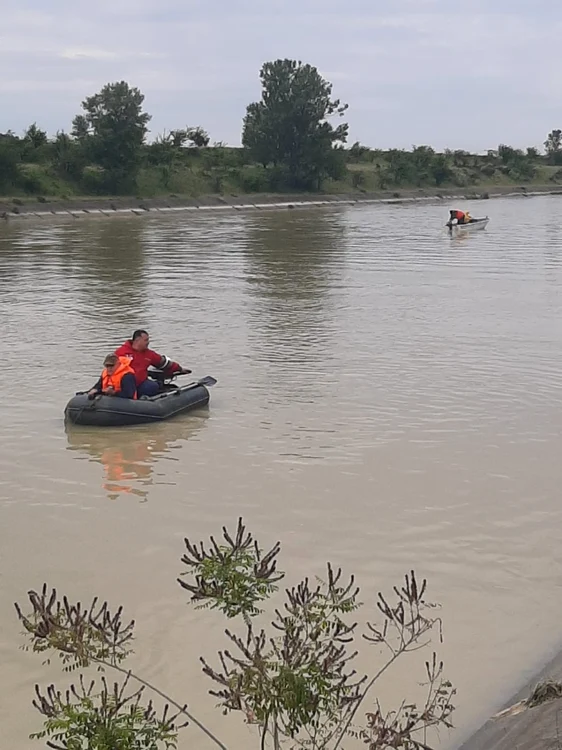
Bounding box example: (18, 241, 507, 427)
(1, 0, 561, 150)
(60, 48, 119, 60)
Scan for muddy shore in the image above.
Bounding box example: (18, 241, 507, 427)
(1, 184, 561, 222)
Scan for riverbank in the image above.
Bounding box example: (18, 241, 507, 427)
(2, 183, 561, 221)
(458, 645, 562, 750)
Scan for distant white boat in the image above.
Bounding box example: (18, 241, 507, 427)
(446, 217, 490, 233)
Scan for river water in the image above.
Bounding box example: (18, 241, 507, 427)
(1, 196, 562, 749)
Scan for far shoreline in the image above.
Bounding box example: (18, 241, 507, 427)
(1, 183, 561, 223)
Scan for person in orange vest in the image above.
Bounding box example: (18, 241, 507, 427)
(87, 354, 137, 400)
(449, 209, 473, 225)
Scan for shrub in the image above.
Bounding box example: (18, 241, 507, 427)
(15, 519, 455, 750)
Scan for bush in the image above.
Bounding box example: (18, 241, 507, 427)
(351, 170, 366, 189)
(79, 166, 109, 195)
(0, 142, 21, 194)
(16, 518, 456, 750)
(18, 170, 51, 195)
(236, 166, 271, 192)
(509, 162, 536, 181)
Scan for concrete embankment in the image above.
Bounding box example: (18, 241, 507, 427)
(1, 185, 561, 222)
(458, 647, 562, 750)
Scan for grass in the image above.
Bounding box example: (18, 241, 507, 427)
(2, 161, 562, 208)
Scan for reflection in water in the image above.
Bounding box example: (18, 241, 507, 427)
(0, 220, 151, 380)
(65, 412, 209, 501)
(63, 219, 149, 327)
(242, 208, 347, 376)
(6, 196, 562, 750)
(0, 223, 67, 285)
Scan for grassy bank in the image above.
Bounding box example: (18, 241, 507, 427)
(0, 184, 562, 221)
(4, 134, 562, 206)
(2, 161, 562, 219)
(5, 72, 562, 216)
(8, 156, 562, 199)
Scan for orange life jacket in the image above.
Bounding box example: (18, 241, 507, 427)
(101, 357, 137, 398)
(452, 210, 466, 221)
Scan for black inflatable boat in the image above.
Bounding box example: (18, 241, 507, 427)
(65, 374, 217, 427)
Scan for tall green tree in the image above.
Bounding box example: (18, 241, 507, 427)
(0, 132, 22, 194)
(544, 129, 562, 165)
(23, 123, 47, 149)
(72, 81, 151, 193)
(242, 59, 348, 189)
(21, 123, 49, 164)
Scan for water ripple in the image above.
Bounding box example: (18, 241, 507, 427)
(3, 197, 562, 749)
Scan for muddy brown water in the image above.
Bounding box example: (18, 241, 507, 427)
(2, 197, 562, 749)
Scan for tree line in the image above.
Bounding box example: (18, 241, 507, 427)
(1, 58, 562, 199)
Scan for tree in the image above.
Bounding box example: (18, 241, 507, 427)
(383, 149, 414, 186)
(51, 131, 87, 181)
(544, 129, 562, 165)
(23, 123, 47, 149)
(72, 81, 151, 193)
(449, 149, 471, 168)
(431, 153, 453, 186)
(0, 132, 21, 194)
(498, 144, 523, 166)
(242, 59, 349, 189)
(348, 142, 371, 163)
(19, 123, 49, 165)
(185, 126, 210, 148)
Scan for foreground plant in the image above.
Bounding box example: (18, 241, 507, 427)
(15, 585, 225, 750)
(16, 518, 455, 750)
(31, 674, 186, 750)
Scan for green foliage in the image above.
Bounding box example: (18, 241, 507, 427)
(22, 123, 49, 163)
(545, 129, 562, 164)
(17, 163, 55, 195)
(379, 146, 455, 188)
(15, 520, 456, 750)
(242, 58, 348, 189)
(51, 131, 87, 181)
(175, 521, 455, 750)
(31, 674, 185, 750)
(496, 143, 537, 181)
(348, 142, 372, 163)
(432, 154, 453, 186)
(234, 165, 271, 192)
(72, 81, 151, 193)
(186, 126, 210, 148)
(15, 584, 135, 670)
(0, 134, 21, 193)
(178, 518, 283, 617)
(351, 169, 367, 189)
(0, 76, 558, 202)
(200, 563, 365, 743)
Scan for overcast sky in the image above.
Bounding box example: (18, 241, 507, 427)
(2, 0, 560, 152)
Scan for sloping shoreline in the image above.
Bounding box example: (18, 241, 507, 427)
(457, 645, 562, 750)
(1, 184, 561, 222)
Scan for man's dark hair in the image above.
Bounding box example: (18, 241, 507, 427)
(132, 329, 148, 341)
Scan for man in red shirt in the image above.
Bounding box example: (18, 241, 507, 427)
(115, 329, 191, 398)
